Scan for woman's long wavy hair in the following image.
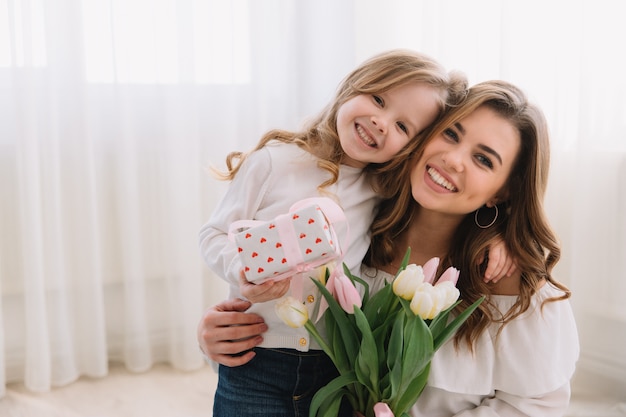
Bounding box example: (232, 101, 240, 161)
(213, 49, 467, 197)
(366, 80, 570, 350)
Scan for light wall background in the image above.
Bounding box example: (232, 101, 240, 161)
(0, 0, 624, 400)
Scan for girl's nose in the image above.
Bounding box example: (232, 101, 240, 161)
(371, 115, 387, 133)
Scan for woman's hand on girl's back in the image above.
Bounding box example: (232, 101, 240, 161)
(197, 298, 268, 367)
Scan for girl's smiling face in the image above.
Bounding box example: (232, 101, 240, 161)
(411, 105, 521, 216)
(336, 82, 442, 168)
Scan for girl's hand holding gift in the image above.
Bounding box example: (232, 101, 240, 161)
(239, 271, 292, 303)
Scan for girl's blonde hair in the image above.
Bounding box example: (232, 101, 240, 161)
(214, 49, 467, 195)
(366, 80, 569, 349)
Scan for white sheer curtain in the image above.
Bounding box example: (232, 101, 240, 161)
(1, 0, 624, 399)
(0, 0, 356, 395)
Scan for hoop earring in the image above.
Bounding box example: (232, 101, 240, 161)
(474, 205, 498, 229)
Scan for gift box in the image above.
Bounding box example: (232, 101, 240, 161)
(231, 199, 345, 283)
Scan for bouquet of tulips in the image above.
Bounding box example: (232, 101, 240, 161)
(275, 248, 484, 417)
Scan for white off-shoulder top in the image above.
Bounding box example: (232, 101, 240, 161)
(362, 267, 580, 417)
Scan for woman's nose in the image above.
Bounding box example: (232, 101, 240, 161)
(442, 150, 464, 172)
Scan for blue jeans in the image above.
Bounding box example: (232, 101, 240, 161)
(213, 347, 351, 417)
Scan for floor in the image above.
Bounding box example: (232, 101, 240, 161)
(0, 363, 217, 417)
(1, 362, 625, 417)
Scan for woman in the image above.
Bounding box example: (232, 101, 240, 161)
(198, 80, 579, 416)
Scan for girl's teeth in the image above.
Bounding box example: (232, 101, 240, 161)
(428, 167, 457, 191)
(356, 125, 376, 147)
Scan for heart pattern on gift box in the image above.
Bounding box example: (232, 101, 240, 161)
(233, 204, 340, 283)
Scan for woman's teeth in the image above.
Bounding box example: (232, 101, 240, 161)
(428, 167, 457, 191)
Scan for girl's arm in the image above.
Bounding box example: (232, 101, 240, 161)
(198, 148, 273, 286)
(482, 237, 517, 283)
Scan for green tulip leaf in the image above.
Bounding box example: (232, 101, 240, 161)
(327, 312, 351, 374)
(363, 283, 393, 324)
(315, 390, 344, 417)
(401, 314, 433, 387)
(385, 311, 405, 401)
(309, 372, 358, 417)
(393, 361, 430, 415)
(354, 307, 379, 392)
(433, 296, 485, 351)
(428, 300, 461, 339)
(386, 310, 404, 370)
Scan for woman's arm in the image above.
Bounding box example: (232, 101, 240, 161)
(412, 383, 572, 417)
(452, 383, 572, 416)
(197, 298, 268, 367)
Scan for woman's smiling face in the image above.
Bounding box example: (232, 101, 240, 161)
(410, 105, 521, 216)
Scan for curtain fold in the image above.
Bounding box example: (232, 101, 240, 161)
(1, 0, 624, 398)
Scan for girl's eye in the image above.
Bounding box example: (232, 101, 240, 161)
(397, 122, 408, 134)
(476, 154, 494, 169)
(373, 95, 384, 106)
(443, 128, 459, 142)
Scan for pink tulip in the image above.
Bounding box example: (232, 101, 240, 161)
(373, 402, 394, 417)
(437, 266, 460, 286)
(422, 257, 440, 284)
(332, 273, 362, 314)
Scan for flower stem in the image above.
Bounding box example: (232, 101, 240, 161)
(304, 320, 336, 365)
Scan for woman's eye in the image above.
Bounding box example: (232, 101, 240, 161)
(476, 154, 494, 169)
(373, 95, 384, 106)
(443, 128, 459, 142)
(397, 122, 408, 134)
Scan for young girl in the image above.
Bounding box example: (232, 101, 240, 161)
(198, 49, 468, 417)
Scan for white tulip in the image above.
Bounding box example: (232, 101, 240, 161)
(435, 281, 460, 311)
(393, 264, 425, 300)
(275, 296, 308, 328)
